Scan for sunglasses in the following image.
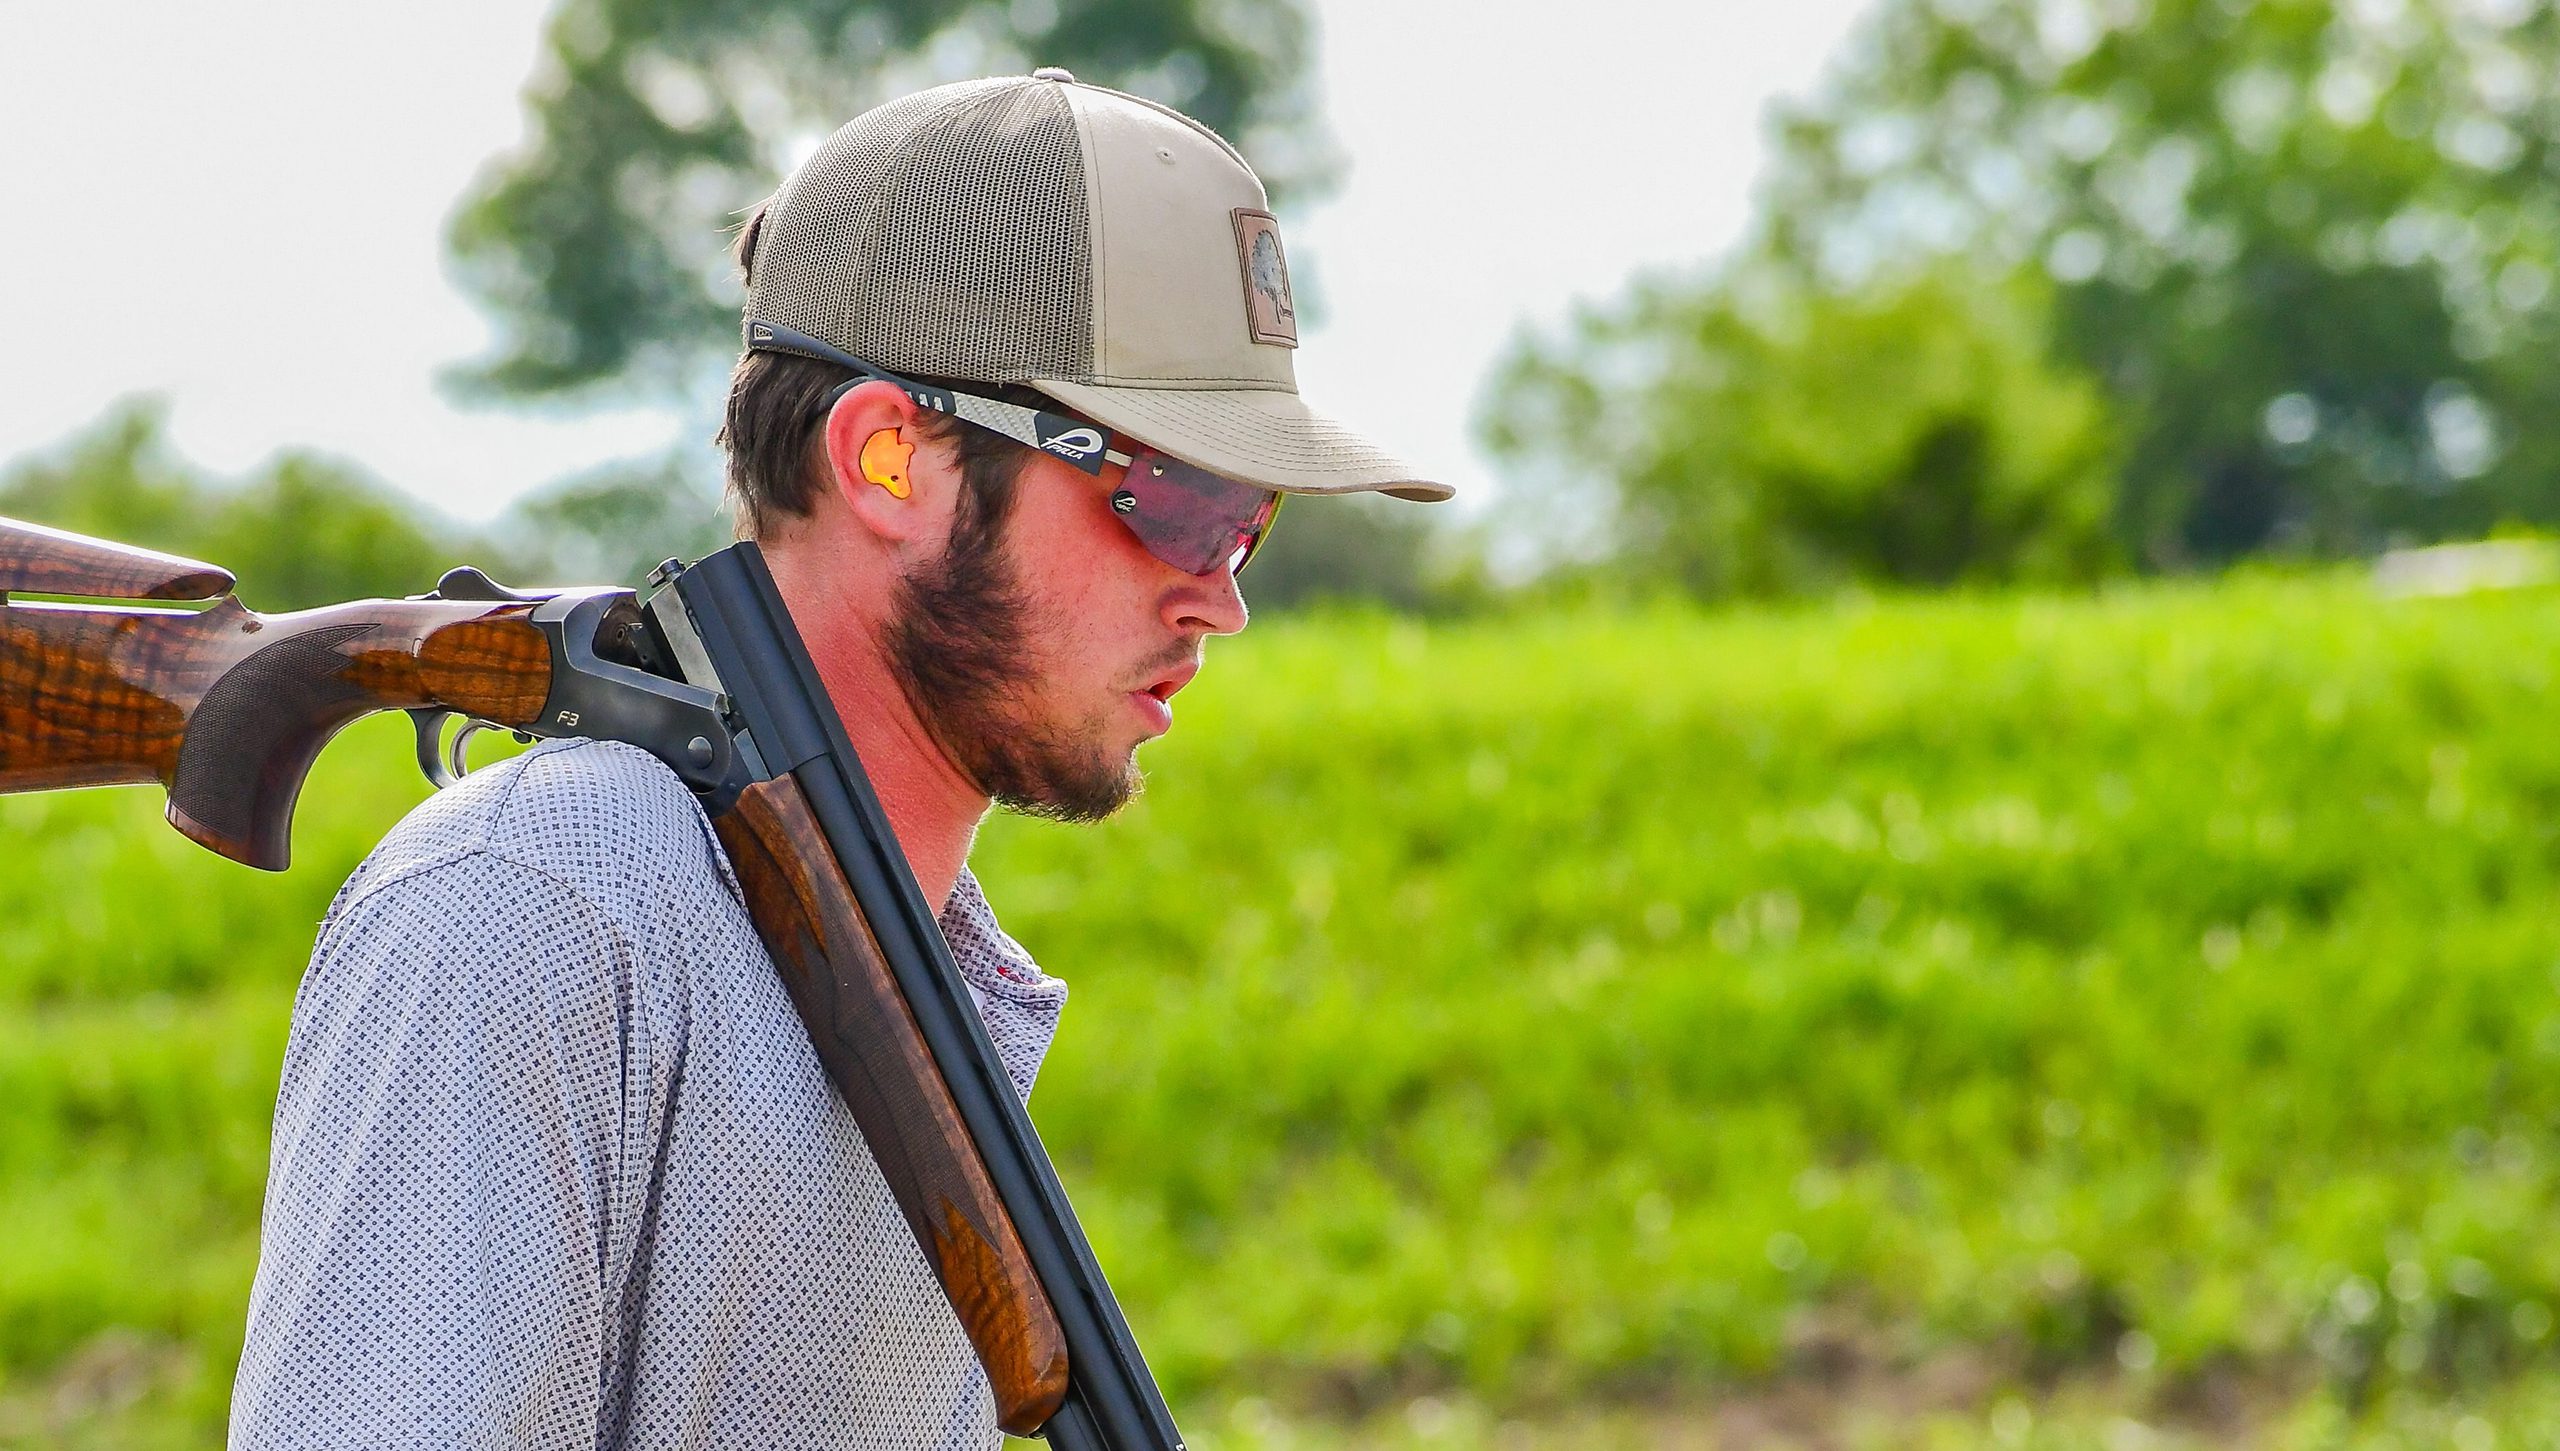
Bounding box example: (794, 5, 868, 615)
(749, 320, 1283, 577)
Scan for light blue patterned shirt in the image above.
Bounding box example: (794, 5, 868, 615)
(229, 739, 1067, 1450)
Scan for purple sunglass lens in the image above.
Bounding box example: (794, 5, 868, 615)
(1114, 451, 1281, 575)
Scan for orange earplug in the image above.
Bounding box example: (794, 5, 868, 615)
(859, 429, 914, 499)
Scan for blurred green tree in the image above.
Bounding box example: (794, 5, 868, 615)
(0, 403, 203, 548)
(447, 0, 1332, 403)
(1497, 0, 2560, 585)
(1755, 0, 2560, 566)
(1485, 264, 2118, 599)
(505, 451, 738, 587)
(1236, 492, 1484, 615)
(0, 401, 467, 611)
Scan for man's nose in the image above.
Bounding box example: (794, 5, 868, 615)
(1166, 556, 1249, 637)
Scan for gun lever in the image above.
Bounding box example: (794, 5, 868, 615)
(425, 566, 553, 604)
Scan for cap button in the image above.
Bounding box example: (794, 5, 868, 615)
(1031, 66, 1076, 83)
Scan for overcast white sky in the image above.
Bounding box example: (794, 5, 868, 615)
(0, 0, 1874, 525)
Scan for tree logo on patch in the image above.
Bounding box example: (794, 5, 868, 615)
(1232, 208, 1298, 348)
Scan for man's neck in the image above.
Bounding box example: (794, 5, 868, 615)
(761, 546, 987, 914)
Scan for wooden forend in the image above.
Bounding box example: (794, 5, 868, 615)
(714, 774, 1072, 1435)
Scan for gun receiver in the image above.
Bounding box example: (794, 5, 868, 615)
(0, 515, 1184, 1448)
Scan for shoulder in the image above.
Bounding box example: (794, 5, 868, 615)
(330, 737, 741, 941)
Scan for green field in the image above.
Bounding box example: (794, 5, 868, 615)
(5, 572, 2560, 1448)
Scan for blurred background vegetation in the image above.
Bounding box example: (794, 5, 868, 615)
(7, 0, 2560, 1446)
(1487, 0, 2560, 597)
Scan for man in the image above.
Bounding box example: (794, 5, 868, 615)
(227, 70, 1448, 1449)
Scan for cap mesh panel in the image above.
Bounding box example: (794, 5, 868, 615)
(748, 79, 1094, 384)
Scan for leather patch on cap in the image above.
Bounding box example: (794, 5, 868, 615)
(1232, 208, 1299, 348)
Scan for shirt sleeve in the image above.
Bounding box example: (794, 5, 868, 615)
(229, 850, 654, 1451)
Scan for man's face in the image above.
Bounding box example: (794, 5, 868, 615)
(888, 441, 1251, 823)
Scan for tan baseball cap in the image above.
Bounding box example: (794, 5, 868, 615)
(742, 70, 1451, 503)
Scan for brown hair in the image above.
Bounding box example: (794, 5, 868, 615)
(718, 201, 1048, 552)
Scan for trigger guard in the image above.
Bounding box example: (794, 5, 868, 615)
(411, 709, 462, 789)
(409, 709, 496, 790)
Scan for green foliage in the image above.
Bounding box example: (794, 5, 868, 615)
(1486, 264, 2118, 598)
(1007, 576, 2560, 1406)
(1238, 493, 1485, 616)
(0, 402, 461, 611)
(1756, 0, 2560, 565)
(1494, 0, 2560, 591)
(11, 575, 2560, 1440)
(446, 0, 1331, 401)
(504, 450, 736, 588)
(0, 401, 745, 603)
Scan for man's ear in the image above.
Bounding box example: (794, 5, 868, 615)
(819, 379, 944, 546)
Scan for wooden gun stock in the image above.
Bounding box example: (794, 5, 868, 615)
(716, 776, 1070, 1433)
(0, 518, 552, 870)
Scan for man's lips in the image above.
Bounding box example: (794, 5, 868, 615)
(1128, 659, 1198, 735)
(1142, 660, 1199, 703)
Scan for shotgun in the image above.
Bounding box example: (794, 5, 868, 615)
(0, 514, 1186, 1450)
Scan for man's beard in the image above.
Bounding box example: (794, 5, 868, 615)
(887, 520, 1142, 824)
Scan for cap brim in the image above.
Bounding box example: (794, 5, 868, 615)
(1029, 381, 1454, 501)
